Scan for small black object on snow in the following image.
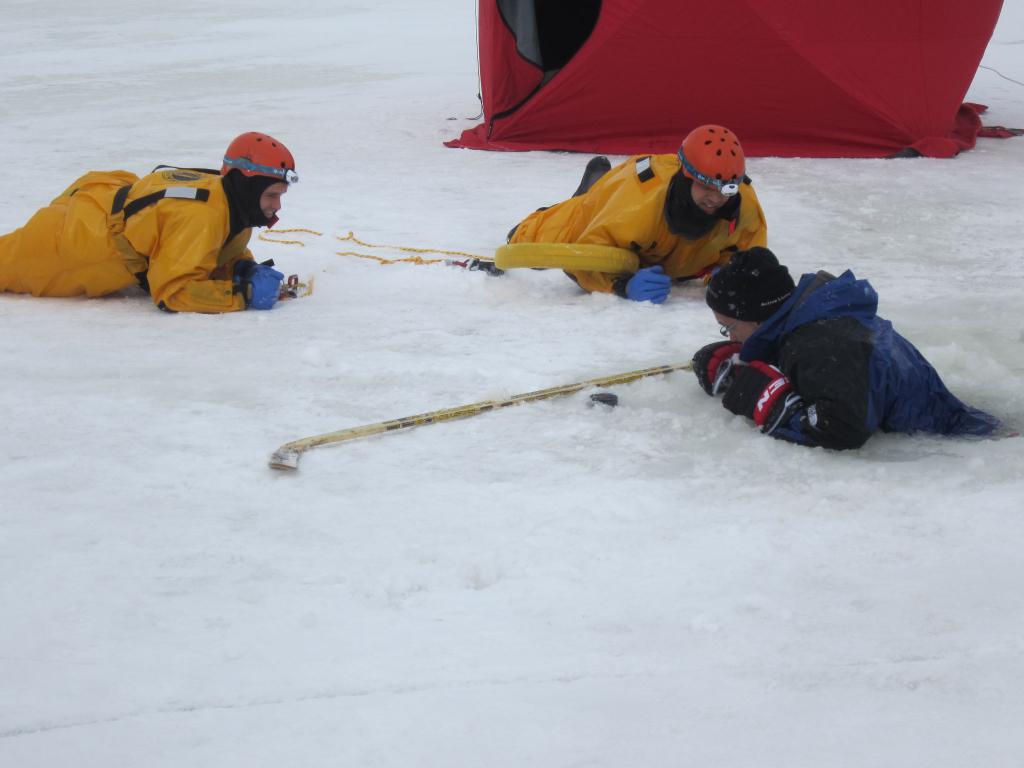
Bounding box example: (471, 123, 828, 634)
(589, 392, 619, 408)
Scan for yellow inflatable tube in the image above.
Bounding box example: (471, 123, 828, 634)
(494, 243, 638, 274)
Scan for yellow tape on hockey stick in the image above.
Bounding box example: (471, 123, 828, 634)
(495, 243, 639, 273)
(268, 361, 692, 471)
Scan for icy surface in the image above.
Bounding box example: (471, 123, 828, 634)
(1, 2, 1023, 766)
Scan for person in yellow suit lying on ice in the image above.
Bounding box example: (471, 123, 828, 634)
(0, 131, 297, 313)
(507, 124, 768, 304)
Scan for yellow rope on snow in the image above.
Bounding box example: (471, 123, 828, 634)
(334, 250, 447, 266)
(258, 228, 492, 266)
(258, 228, 324, 246)
(334, 231, 491, 264)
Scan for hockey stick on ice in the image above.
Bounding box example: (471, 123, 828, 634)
(268, 361, 693, 471)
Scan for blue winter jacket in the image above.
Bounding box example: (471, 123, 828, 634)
(739, 270, 999, 448)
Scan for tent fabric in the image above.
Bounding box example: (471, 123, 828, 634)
(905, 102, 987, 158)
(446, 0, 1005, 158)
(477, 0, 545, 123)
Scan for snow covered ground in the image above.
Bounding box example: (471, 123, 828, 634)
(2, 2, 1023, 766)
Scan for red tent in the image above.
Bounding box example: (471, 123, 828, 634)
(446, 0, 1004, 158)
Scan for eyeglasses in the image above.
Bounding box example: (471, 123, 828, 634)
(678, 150, 740, 196)
(719, 320, 739, 337)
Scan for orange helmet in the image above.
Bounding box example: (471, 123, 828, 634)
(678, 125, 744, 195)
(221, 132, 298, 184)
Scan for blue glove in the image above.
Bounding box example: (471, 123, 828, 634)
(625, 265, 671, 304)
(234, 261, 285, 310)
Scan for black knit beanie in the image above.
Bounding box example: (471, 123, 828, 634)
(705, 247, 796, 321)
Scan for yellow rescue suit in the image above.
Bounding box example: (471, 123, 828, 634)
(509, 154, 767, 294)
(0, 168, 254, 312)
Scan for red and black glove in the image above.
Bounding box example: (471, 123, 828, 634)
(692, 341, 742, 396)
(722, 361, 803, 433)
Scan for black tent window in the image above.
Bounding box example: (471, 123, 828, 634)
(497, 0, 601, 74)
(536, 0, 601, 71)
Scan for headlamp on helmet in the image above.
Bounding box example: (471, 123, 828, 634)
(678, 124, 745, 196)
(678, 149, 739, 196)
(221, 132, 298, 184)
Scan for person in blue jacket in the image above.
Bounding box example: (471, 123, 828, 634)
(691, 247, 1000, 449)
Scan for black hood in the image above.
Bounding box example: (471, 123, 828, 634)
(221, 170, 281, 237)
(664, 173, 741, 240)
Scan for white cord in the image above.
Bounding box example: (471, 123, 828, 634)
(469, 0, 484, 120)
(978, 64, 1024, 88)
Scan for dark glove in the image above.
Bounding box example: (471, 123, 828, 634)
(624, 265, 671, 304)
(234, 261, 285, 310)
(722, 361, 803, 434)
(692, 341, 742, 396)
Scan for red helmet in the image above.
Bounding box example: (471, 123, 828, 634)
(221, 132, 298, 184)
(678, 125, 744, 195)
